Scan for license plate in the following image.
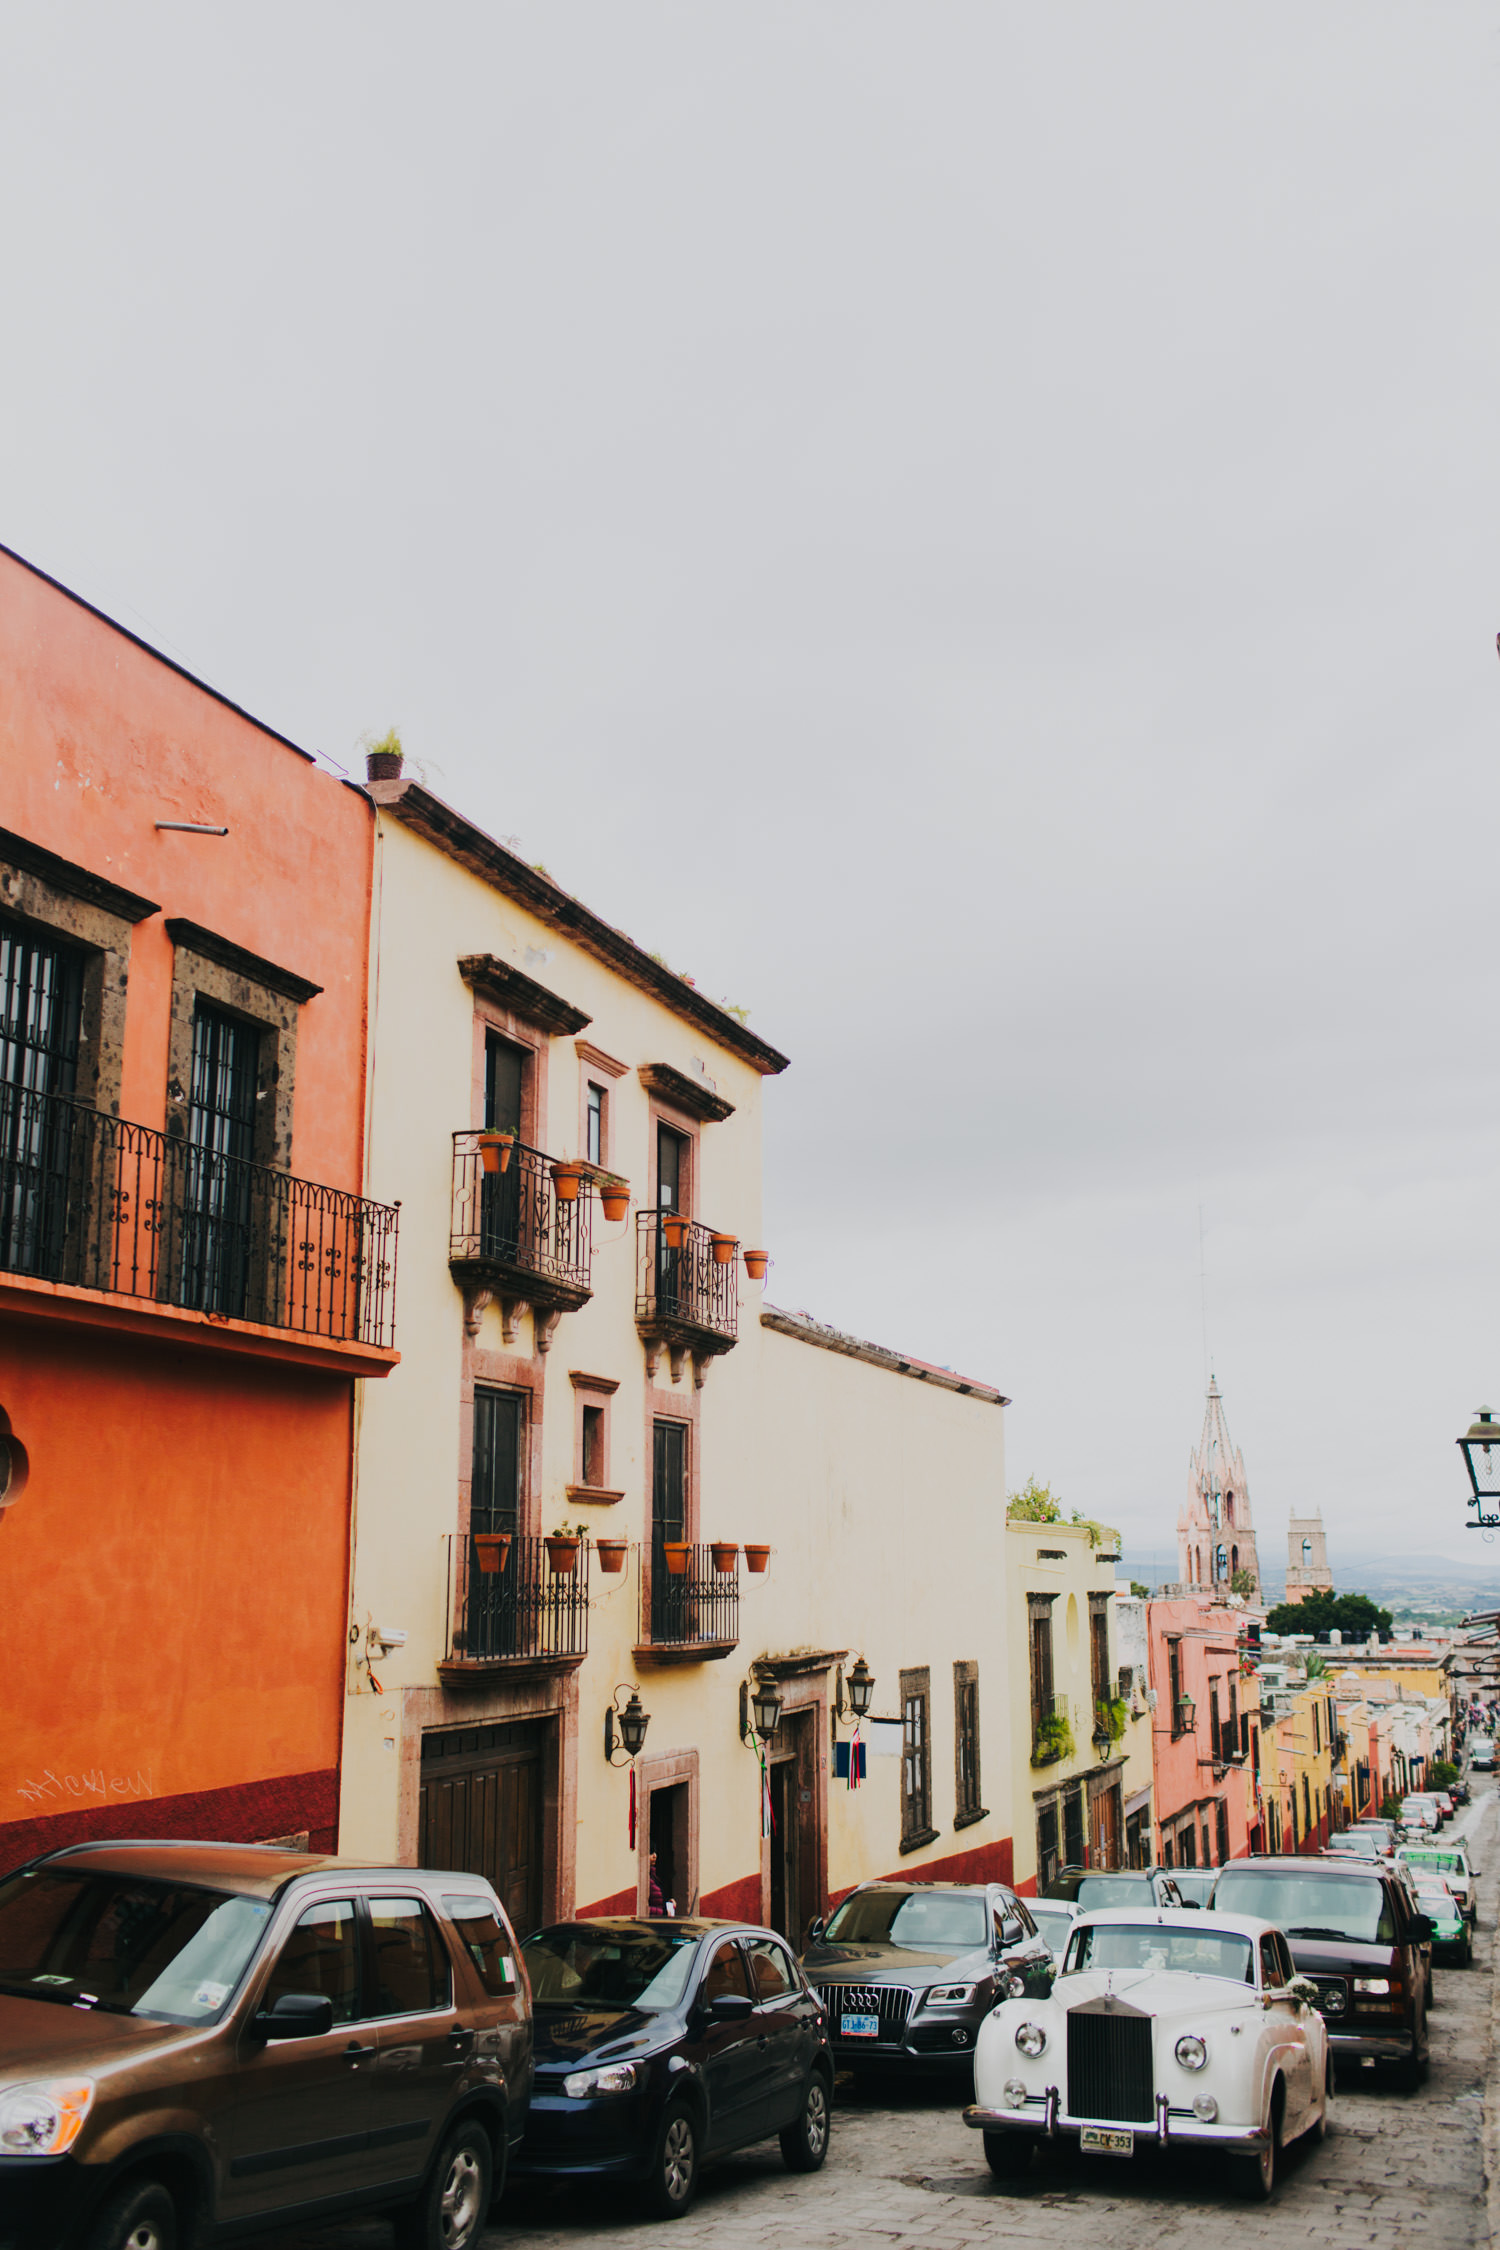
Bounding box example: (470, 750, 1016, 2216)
(840, 2012, 880, 2038)
(1079, 2127, 1134, 2156)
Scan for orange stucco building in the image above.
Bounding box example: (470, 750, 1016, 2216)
(0, 544, 399, 1868)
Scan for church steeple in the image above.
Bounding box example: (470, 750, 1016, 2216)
(1177, 1376, 1261, 1596)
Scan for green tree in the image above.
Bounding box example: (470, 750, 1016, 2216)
(1230, 1567, 1257, 1597)
(1263, 1589, 1393, 1643)
(1007, 1477, 1063, 1524)
(1130, 1581, 1151, 1600)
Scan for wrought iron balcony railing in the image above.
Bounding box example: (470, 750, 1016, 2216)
(449, 1134, 592, 1312)
(443, 1532, 590, 1675)
(642, 1538, 740, 1658)
(0, 1081, 398, 1347)
(634, 1212, 738, 1352)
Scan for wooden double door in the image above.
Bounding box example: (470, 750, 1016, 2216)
(418, 1720, 547, 1935)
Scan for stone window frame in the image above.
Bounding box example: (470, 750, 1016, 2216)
(898, 1665, 936, 1853)
(0, 828, 160, 1113)
(952, 1659, 988, 1830)
(163, 920, 321, 1172)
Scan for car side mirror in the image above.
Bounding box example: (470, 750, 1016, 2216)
(998, 1917, 1024, 1949)
(252, 1992, 335, 2041)
(709, 1992, 755, 2023)
(806, 1917, 826, 1946)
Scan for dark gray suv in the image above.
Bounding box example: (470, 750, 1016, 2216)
(798, 1881, 1052, 2080)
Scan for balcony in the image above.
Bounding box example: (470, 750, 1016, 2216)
(634, 1212, 738, 1384)
(1031, 1694, 1073, 1767)
(0, 1082, 398, 1355)
(449, 1133, 592, 1347)
(636, 1539, 740, 1665)
(440, 1532, 591, 1685)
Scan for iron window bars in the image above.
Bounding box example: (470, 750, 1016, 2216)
(644, 1538, 740, 1652)
(446, 1532, 591, 1669)
(449, 1133, 592, 1300)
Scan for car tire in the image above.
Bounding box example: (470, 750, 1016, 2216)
(642, 2099, 699, 2221)
(983, 2130, 1036, 2179)
(1237, 2089, 1281, 2201)
(780, 2071, 831, 2172)
(394, 2118, 493, 2250)
(86, 2180, 178, 2250)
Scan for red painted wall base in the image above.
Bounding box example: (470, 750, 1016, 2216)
(574, 1886, 638, 1920)
(0, 1768, 339, 1875)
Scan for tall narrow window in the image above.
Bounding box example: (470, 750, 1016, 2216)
(1028, 1596, 1055, 1746)
(585, 1081, 605, 1166)
(0, 916, 84, 1279)
(181, 1003, 258, 1316)
(1089, 1597, 1110, 1715)
(1062, 1785, 1085, 1868)
(651, 1420, 688, 1641)
(468, 1388, 523, 1660)
(482, 1033, 527, 1260)
(1209, 1680, 1222, 1766)
(954, 1662, 983, 1824)
(1167, 1638, 1184, 1736)
(581, 1404, 605, 1489)
(899, 1667, 932, 1847)
(1228, 1677, 1239, 1753)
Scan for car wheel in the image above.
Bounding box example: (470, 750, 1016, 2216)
(394, 2118, 493, 2250)
(642, 2100, 699, 2221)
(780, 2070, 831, 2172)
(1237, 2089, 1281, 2200)
(983, 2130, 1036, 2179)
(86, 2181, 177, 2250)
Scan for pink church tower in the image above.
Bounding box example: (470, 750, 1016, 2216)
(1177, 1377, 1262, 1597)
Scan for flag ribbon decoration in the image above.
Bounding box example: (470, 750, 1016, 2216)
(848, 1717, 863, 1790)
(759, 1739, 774, 1837)
(628, 1762, 637, 1850)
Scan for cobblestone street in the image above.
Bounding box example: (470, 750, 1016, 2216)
(261, 1787, 1500, 2250)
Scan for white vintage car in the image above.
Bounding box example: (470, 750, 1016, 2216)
(965, 1907, 1330, 2200)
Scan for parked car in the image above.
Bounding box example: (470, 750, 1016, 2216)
(799, 1881, 1053, 2081)
(1471, 1736, 1495, 1773)
(1212, 1856, 1432, 2089)
(965, 1907, 1329, 2200)
(1395, 1841, 1477, 1926)
(514, 1918, 830, 2217)
(1169, 1870, 1218, 1908)
(1409, 1878, 1471, 1967)
(1325, 1832, 1388, 1864)
(1042, 1867, 1187, 1909)
(0, 1839, 530, 2250)
(1351, 1819, 1398, 1851)
(1400, 1796, 1440, 1833)
(1433, 1791, 1456, 1822)
(1026, 1900, 1080, 1959)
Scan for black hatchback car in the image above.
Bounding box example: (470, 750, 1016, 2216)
(514, 1918, 830, 2219)
(798, 1881, 1053, 2080)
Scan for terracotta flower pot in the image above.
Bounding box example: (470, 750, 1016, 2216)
(552, 1163, 584, 1203)
(742, 1250, 768, 1281)
(478, 1131, 515, 1176)
(366, 749, 404, 781)
(743, 1543, 771, 1574)
(662, 1541, 691, 1576)
(710, 1232, 738, 1266)
(597, 1183, 630, 1221)
(544, 1534, 581, 1574)
(710, 1541, 739, 1574)
(473, 1532, 511, 1575)
(595, 1539, 628, 1575)
(662, 1213, 690, 1250)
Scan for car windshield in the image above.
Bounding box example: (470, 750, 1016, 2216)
(823, 1891, 987, 1952)
(1028, 1907, 1076, 1954)
(1401, 1850, 1465, 1874)
(1327, 1836, 1380, 1855)
(1065, 1923, 1255, 1983)
(1073, 1876, 1154, 1909)
(522, 1927, 700, 2012)
(1214, 1871, 1396, 1945)
(0, 1869, 271, 2024)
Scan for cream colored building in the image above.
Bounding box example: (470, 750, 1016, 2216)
(339, 763, 1017, 1940)
(1006, 1521, 1136, 1889)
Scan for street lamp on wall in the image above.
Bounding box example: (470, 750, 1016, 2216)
(834, 1656, 875, 1726)
(740, 1671, 784, 1746)
(604, 1684, 651, 1765)
(1458, 1409, 1500, 1529)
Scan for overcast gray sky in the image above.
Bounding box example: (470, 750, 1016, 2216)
(3, 5, 1498, 1568)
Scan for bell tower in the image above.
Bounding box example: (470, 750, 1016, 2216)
(1177, 1377, 1261, 1597)
(1283, 1514, 1333, 1605)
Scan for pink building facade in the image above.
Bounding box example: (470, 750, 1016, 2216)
(1147, 1593, 1259, 1870)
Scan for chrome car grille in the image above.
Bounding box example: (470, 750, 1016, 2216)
(1066, 2009, 1154, 2124)
(819, 1983, 914, 2039)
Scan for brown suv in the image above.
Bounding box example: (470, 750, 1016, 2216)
(0, 1839, 531, 2250)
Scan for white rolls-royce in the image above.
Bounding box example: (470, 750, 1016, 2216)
(964, 1907, 1330, 2200)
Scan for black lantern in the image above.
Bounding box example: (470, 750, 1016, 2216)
(847, 1656, 875, 1718)
(750, 1673, 784, 1743)
(1458, 1409, 1500, 1528)
(1092, 1714, 1114, 1762)
(604, 1684, 651, 1764)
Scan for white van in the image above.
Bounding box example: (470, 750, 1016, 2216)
(1472, 1736, 1494, 1772)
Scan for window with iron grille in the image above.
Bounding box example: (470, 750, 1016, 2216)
(953, 1661, 985, 1826)
(899, 1667, 934, 1849)
(1, 915, 84, 1281)
(1167, 1638, 1185, 1737)
(1209, 1679, 1222, 1766)
(473, 1389, 524, 1534)
(1215, 1799, 1230, 1866)
(1089, 1595, 1110, 1711)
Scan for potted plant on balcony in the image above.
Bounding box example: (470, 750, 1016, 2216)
(661, 1540, 692, 1575)
(595, 1536, 628, 1575)
(552, 1161, 585, 1203)
(661, 1211, 690, 1250)
(478, 1128, 516, 1175)
(743, 1542, 771, 1574)
(709, 1232, 738, 1266)
(1031, 1710, 1075, 1768)
(596, 1174, 630, 1222)
(545, 1520, 588, 1573)
(473, 1531, 511, 1574)
(710, 1540, 738, 1574)
(742, 1249, 768, 1281)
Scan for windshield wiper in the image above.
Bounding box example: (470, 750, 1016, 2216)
(1286, 1926, 1355, 1940)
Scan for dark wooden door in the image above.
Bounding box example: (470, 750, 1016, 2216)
(651, 1420, 688, 1641)
(482, 1033, 525, 1257)
(418, 1722, 546, 1936)
(768, 1711, 817, 1946)
(182, 1003, 259, 1316)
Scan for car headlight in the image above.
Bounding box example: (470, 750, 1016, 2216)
(1174, 2034, 1208, 2070)
(926, 1983, 977, 2007)
(1353, 1978, 1391, 1995)
(1192, 2094, 1219, 2122)
(0, 2079, 95, 2156)
(1003, 2077, 1029, 2106)
(1006, 1973, 1027, 1999)
(562, 2061, 644, 2099)
(1014, 2022, 1046, 2057)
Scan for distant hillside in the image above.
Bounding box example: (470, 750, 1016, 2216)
(1119, 1548, 1500, 1617)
